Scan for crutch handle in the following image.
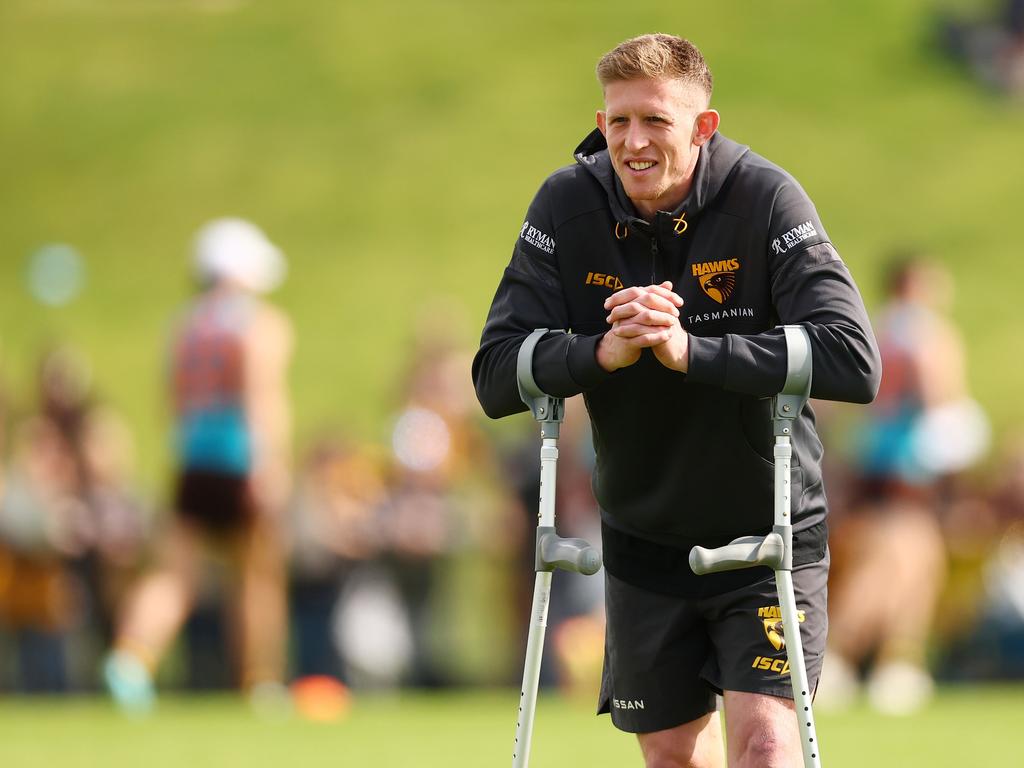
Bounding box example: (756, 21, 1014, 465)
(537, 528, 602, 575)
(689, 533, 784, 575)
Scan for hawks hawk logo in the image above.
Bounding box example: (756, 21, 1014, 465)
(763, 619, 786, 651)
(691, 259, 740, 304)
(757, 606, 805, 651)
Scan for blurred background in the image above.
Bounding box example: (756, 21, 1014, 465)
(1, 0, 1023, 764)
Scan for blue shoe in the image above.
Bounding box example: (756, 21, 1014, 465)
(103, 651, 155, 714)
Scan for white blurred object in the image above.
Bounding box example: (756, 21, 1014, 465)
(814, 652, 859, 712)
(193, 217, 286, 294)
(913, 398, 990, 475)
(333, 567, 413, 686)
(984, 535, 1024, 621)
(866, 661, 934, 716)
(27, 243, 85, 306)
(392, 407, 451, 473)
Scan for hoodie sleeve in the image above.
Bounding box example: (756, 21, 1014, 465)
(472, 179, 611, 419)
(686, 181, 881, 403)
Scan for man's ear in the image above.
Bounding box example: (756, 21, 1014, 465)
(596, 109, 607, 137)
(693, 109, 720, 146)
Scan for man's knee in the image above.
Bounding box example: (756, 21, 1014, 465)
(724, 691, 800, 768)
(731, 730, 795, 768)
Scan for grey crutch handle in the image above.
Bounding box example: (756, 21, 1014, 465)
(689, 533, 784, 575)
(537, 527, 602, 575)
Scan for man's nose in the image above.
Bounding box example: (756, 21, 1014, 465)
(624, 123, 649, 152)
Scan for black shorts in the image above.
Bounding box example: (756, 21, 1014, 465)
(598, 553, 829, 733)
(175, 469, 254, 534)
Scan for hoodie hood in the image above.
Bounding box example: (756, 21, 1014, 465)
(573, 128, 750, 227)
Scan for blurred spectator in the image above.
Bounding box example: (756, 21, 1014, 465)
(938, 436, 1024, 680)
(0, 347, 147, 692)
(940, 0, 1024, 96)
(103, 218, 292, 711)
(820, 254, 989, 714)
(285, 324, 518, 690)
(287, 436, 388, 683)
(375, 334, 486, 687)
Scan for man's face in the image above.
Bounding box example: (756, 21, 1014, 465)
(596, 77, 718, 219)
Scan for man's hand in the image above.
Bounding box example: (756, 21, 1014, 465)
(596, 282, 689, 373)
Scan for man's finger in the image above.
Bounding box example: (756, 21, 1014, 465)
(607, 294, 680, 321)
(608, 306, 676, 326)
(604, 285, 648, 310)
(644, 282, 684, 307)
(612, 324, 673, 345)
(605, 284, 683, 312)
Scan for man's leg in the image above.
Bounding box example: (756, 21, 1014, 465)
(598, 571, 721, 763)
(637, 712, 725, 768)
(698, 556, 830, 767)
(723, 691, 801, 768)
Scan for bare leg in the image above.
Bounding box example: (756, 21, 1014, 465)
(113, 518, 203, 670)
(233, 515, 287, 690)
(724, 691, 802, 768)
(830, 504, 942, 654)
(873, 505, 946, 665)
(636, 711, 725, 768)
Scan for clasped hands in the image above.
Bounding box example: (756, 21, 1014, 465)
(595, 281, 688, 373)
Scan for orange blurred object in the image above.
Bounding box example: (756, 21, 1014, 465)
(290, 675, 352, 722)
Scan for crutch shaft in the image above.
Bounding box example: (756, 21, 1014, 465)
(512, 328, 601, 767)
(538, 440, 558, 527)
(512, 571, 553, 768)
(777, 569, 821, 768)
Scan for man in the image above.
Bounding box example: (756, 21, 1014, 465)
(104, 218, 293, 710)
(473, 35, 880, 767)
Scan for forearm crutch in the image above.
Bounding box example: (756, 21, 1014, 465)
(512, 329, 603, 768)
(689, 325, 821, 768)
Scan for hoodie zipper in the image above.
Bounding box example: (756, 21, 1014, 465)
(649, 236, 659, 284)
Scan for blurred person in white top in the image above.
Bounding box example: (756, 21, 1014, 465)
(104, 218, 293, 710)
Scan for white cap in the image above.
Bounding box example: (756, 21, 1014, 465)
(193, 217, 286, 293)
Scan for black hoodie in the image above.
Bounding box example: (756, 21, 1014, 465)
(473, 130, 881, 595)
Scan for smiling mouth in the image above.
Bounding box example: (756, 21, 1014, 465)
(626, 160, 656, 171)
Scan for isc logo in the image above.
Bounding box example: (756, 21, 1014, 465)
(751, 656, 791, 675)
(585, 271, 624, 290)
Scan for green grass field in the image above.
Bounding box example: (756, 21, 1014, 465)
(2, 0, 1024, 485)
(0, 687, 1022, 767)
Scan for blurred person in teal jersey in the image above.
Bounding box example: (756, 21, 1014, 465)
(820, 255, 989, 715)
(104, 218, 293, 711)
